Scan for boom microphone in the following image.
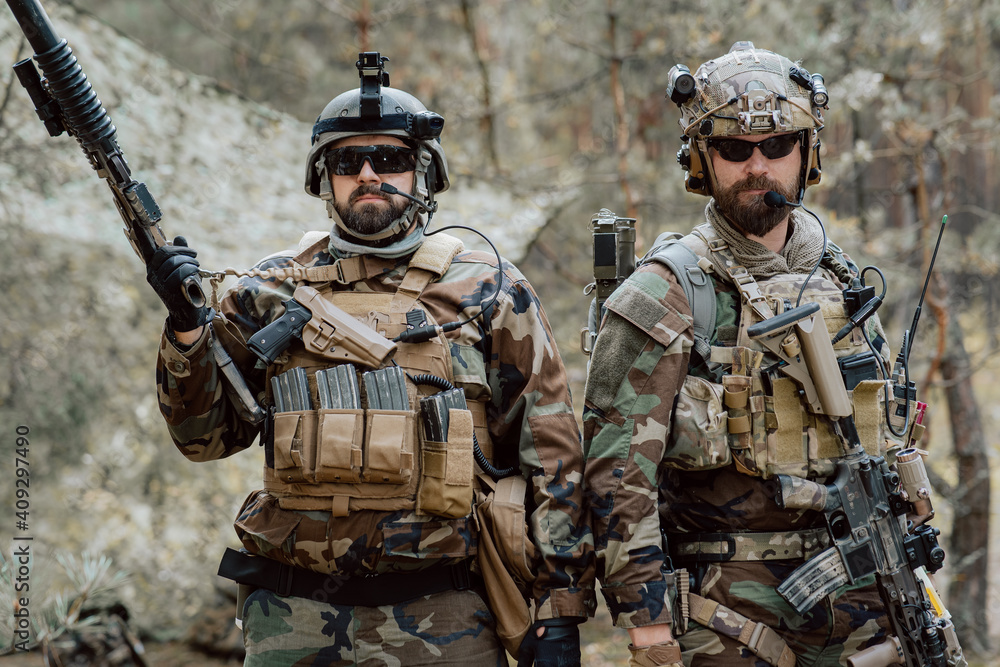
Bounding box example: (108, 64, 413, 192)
(763, 191, 802, 209)
(379, 183, 436, 213)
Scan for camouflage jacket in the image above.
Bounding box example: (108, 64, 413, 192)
(156, 234, 596, 619)
(582, 219, 890, 629)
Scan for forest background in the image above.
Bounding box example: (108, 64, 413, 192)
(1, 0, 998, 664)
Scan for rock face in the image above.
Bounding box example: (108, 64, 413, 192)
(1, 3, 316, 274)
(0, 4, 542, 272)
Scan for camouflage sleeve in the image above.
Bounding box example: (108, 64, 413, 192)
(582, 263, 693, 629)
(155, 268, 289, 461)
(487, 263, 597, 620)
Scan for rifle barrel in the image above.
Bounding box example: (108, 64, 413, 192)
(6, 0, 61, 53)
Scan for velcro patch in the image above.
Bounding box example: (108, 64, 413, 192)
(606, 272, 690, 349)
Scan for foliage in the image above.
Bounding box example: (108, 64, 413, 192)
(1, 551, 135, 658)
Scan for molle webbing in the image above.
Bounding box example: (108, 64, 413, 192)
(260, 231, 493, 514)
(670, 528, 829, 562)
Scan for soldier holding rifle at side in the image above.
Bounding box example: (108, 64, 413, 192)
(583, 42, 965, 667)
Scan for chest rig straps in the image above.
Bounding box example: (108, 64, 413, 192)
(691, 230, 773, 476)
(694, 225, 886, 479)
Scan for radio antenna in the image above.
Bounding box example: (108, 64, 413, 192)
(906, 215, 948, 358)
(888, 215, 948, 438)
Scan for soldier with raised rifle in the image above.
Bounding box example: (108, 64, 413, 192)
(146, 53, 596, 665)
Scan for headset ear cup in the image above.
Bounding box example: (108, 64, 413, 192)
(685, 145, 711, 196)
(806, 137, 822, 186)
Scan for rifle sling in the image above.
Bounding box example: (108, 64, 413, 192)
(688, 593, 796, 667)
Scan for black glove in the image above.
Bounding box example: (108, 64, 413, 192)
(516, 618, 582, 667)
(146, 236, 213, 331)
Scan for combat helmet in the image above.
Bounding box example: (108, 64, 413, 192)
(666, 41, 827, 200)
(305, 52, 449, 240)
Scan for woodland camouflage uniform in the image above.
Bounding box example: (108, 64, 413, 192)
(151, 49, 596, 665)
(583, 41, 903, 667)
(583, 208, 894, 666)
(156, 234, 596, 664)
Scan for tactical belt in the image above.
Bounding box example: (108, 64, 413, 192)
(669, 528, 829, 563)
(218, 548, 481, 606)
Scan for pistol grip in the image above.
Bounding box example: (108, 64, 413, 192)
(248, 299, 312, 364)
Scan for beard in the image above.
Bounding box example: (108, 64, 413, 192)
(334, 184, 409, 239)
(714, 173, 799, 238)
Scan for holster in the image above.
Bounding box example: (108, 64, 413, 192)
(473, 474, 537, 658)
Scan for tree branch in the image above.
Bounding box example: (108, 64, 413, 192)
(459, 0, 500, 174)
(0, 34, 27, 151)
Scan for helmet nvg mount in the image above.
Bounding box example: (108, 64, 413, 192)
(667, 41, 828, 200)
(305, 52, 450, 241)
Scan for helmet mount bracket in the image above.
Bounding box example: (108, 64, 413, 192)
(357, 52, 389, 119)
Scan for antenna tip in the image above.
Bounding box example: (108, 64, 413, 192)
(941, 214, 948, 225)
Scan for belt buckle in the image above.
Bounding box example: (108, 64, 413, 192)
(449, 562, 472, 591)
(697, 532, 737, 562)
(275, 564, 294, 597)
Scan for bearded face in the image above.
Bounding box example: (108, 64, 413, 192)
(713, 172, 799, 238)
(334, 184, 409, 238)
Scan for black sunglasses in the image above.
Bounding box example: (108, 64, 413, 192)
(324, 145, 418, 175)
(706, 134, 800, 162)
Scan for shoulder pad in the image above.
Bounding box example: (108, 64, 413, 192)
(410, 232, 464, 278)
(639, 232, 716, 362)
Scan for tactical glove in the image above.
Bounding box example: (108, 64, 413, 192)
(146, 236, 213, 332)
(628, 640, 683, 667)
(516, 618, 582, 667)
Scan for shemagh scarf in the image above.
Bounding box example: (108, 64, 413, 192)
(328, 219, 427, 260)
(705, 201, 826, 279)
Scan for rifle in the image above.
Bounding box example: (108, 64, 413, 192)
(6, 0, 264, 424)
(746, 301, 965, 667)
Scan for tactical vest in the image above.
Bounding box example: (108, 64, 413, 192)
(256, 233, 493, 518)
(642, 223, 891, 479)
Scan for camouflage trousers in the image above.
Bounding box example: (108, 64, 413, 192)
(677, 562, 890, 667)
(242, 587, 509, 666)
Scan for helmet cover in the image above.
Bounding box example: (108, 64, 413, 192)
(671, 41, 827, 197)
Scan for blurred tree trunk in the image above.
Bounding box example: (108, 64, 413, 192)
(938, 305, 991, 651)
(459, 0, 499, 174)
(605, 1, 639, 247)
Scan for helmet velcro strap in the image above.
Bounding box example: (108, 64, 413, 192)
(311, 114, 410, 143)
